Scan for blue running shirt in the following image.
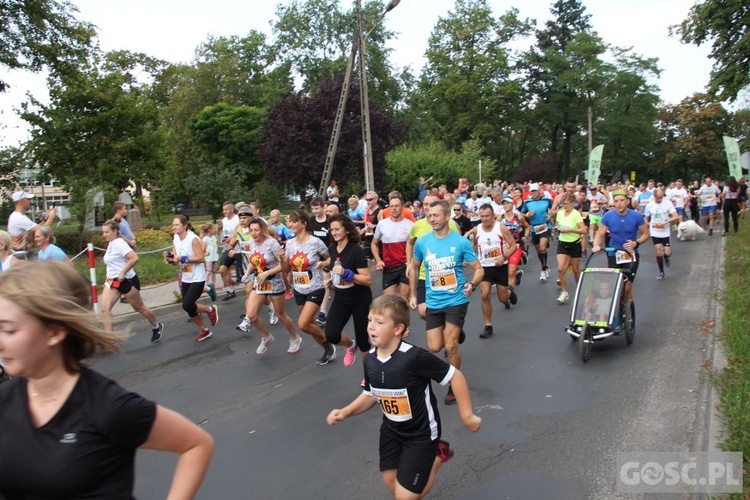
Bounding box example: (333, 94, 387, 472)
(413, 231, 477, 309)
(601, 209, 644, 257)
(521, 198, 553, 233)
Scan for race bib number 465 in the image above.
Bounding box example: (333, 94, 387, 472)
(370, 387, 412, 422)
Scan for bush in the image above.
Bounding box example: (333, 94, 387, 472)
(134, 228, 172, 250)
(54, 231, 101, 254)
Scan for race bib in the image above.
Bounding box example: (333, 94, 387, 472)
(430, 269, 457, 291)
(653, 222, 666, 230)
(292, 271, 311, 288)
(615, 250, 637, 265)
(370, 387, 412, 422)
(255, 280, 273, 294)
(703, 194, 715, 203)
(534, 223, 549, 235)
(180, 263, 193, 274)
(481, 245, 501, 266)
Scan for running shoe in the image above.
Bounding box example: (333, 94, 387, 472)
(287, 336, 302, 354)
(195, 329, 212, 342)
(657, 272, 665, 281)
(444, 385, 457, 405)
(317, 343, 337, 365)
(556, 278, 561, 287)
(509, 288, 518, 305)
(269, 308, 279, 326)
(317, 311, 327, 325)
(151, 322, 164, 343)
(539, 270, 547, 283)
(285, 288, 293, 300)
(437, 440, 455, 463)
(459, 329, 466, 344)
(256, 334, 275, 354)
(544, 268, 550, 280)
(504, 300, 511, 310)
(236, 321, 251, 333)
(515, 269, 524, 287)
(343, 344, 357, 367)
(222, 290, 237, 302)
(479, 325, 493, 339)
(207, 283, 217, 302)
(207, 305, 219, 326)
(522, 251, 528, 265)
(556, 290, 570, 304)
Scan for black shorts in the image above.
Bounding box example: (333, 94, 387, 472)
(651, 236, 671, 247)
(293, 288, 325, 307)
(557, 239, 582, 258)
(379, 427, 438, 494)
(416, 279, 426, 305)
(531, 231, 549, 246)
(110, 275, 141, 295)
(481, 265, 508, 286)
(425, 303, 468, 330)
(220, 250, 238, 268)
(607, 255, 640, 282)
(383, 264, 408, 290)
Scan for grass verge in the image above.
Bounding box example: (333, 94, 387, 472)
(716, 215, 750, 495)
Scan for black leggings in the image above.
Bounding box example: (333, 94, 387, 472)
(181, 281, 205, 317)
(724, 200, 739, 233)
(325, 298, 371, 352)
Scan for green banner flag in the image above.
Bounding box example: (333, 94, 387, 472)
(588, 145, 604, 185)
(723, 136, 742, 179)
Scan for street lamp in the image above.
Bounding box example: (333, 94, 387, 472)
(318, 0, 400, 197)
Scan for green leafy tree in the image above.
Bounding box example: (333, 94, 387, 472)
(674, 0, 750, 102)
(0, 0, 95, 92)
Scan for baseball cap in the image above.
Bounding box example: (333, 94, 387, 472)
(529, 183, 540, 191)
(12, 191, 34, 203)
(502, 196, 513, 204)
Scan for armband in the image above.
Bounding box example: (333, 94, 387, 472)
(180, 255, 189, 264)
(341, 269, 355, 281)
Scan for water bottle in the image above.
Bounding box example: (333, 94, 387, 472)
(332, 257, 342, 286)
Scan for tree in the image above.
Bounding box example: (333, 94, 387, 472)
(257, 73, 403, 195)
(0, 0, 95, 92)
(674, 0, 750, 102)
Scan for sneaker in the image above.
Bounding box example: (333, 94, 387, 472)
(317, 343, 337, 365)
(545, 268, 550, 280)
(236, 321, 251, 333)
(317, 311, 327, 325)
(657, 272, 665, 281)
(522, 251, 528, 265)
(504, 300, 511, 310)
(222, 290, 237, 302)
(515, 269, 524, 287)
(269, 309, 279, 326)
(207, 305, 219, 326)
(444, 385, 457, 405)
(287, 336, 302, 354)
(195, 329, 212, 342)
(708, 228, 713, 236)
(479, 325, 493, 339)
(285, 288, 293, 300)
(539, 271, 547, 283)
(509, 288, 518, 305)
(151, 322, 164, 343)
(459, 329, 466, 344)
(256, 334, 275, 354)
(207, 283, 217, 301)
(344, 344, 357, 367)
(664, 256, 671, 267)
(557, 290, 570, 304)
(437, 440, 455, 463)
(556, 278, 561, 287)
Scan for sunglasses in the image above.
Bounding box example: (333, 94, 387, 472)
(365, 198, 374, 201)
(238, 213, 252, 217)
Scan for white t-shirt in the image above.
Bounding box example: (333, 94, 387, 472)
(221, 215, 240, 250)
(644, 199, 677, 238)
(103, 238, 137, 280)
(667, 187, 688, 209)
(465, 198, 482, 221)
(697, 184, 721, 207)
(174, 231, 206, 283)
(7, 211, 35, 250)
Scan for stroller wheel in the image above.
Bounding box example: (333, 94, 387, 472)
(578, 323, 593, 362)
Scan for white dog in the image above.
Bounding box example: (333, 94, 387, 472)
(678, 220, 704, 241)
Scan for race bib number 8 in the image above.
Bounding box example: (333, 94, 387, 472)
(430, 269, 457, 291)
(370, 387, 412, 422)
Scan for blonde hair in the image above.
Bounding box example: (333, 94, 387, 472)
(0, 230, 12, 253)
(36, 225, 56, 244)
(201, 222, 215, 237)
(0, 261, 124, 372)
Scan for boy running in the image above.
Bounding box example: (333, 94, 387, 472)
(327, 295, 481, 499)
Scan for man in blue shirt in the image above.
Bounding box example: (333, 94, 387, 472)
(113, 201, 136, 249)
(409, 200, 483, 405)
(593, 189, 649, 302)
(521, 183, 553, 282)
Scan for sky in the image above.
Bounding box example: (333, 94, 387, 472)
(0, 0, 713, 147)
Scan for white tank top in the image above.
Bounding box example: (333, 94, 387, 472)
(173, 231, 207, 283)
(0, 255, 13, 273)
(476, 222, 508, 267)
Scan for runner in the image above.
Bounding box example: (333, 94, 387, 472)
(166, 215, 217, 342)
(720, 176, 742, 236)
(0, 231, 25, 271)
(218, 201, 241, 301)
(7, 191, 56, 253)
(499, 196, 528, 289)
(521, 183, 553, 282)
(464, 204, 517, 338)
(697, 176, 721, 236)
(554, 193, 587, 304)
(326, 295, 481, 499)
(644, 188, 679, 280)
(409, 200, 483, 405)
(667, 179, 689, 224)
(587, 185, 608, 246)
(372, 195, 414, 299)
(323, 214, 373, 366)
(34, 226, 69, 263)
(309, 197, 333, 324)
(280, 210, 340, 363)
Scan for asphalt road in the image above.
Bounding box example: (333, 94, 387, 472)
(96, 230, 724, 499)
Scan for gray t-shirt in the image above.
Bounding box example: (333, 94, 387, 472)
(285, 235, 328, 294)
(245, 237, 285, 294)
